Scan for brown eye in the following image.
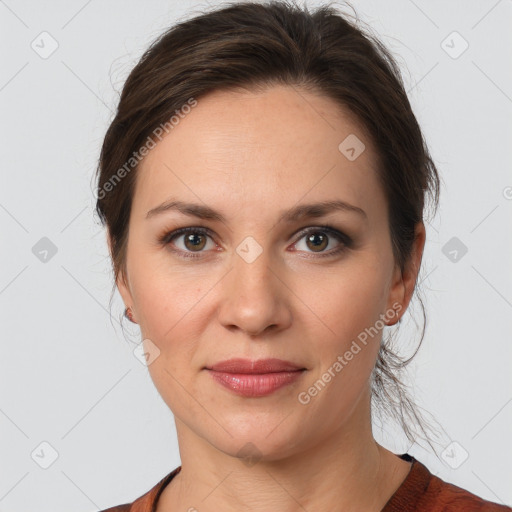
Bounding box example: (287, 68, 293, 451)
(183, 232, 207, 251)
(292, 226, 351, 257)
(158, 227, 216, 258)
(305, 232, 329, 252)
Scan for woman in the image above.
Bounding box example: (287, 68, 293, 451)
(95, 1, 511, 510)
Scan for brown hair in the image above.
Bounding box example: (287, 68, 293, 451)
(95, 0, 443, 452)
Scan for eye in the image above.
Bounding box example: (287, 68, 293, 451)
(158, 227, 217, 258)
(158, 224, 352, 259)
(291, 225, 352, 257)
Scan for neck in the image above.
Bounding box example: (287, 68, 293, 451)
(158, 388, 411, 512)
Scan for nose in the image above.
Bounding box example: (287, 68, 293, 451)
(216, 246, 292, 337)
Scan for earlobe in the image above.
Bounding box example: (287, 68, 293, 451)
(116, 268, 137, 323)
(407, 221, 426, 293)
(385, 267, 406, 326)
(124, 306, 137, 323)
(385, 222, 426, 326)
(106, 229, 137, 323)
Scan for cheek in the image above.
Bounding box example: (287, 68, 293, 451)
(297, 262, 387, 397)
(301, 261, 388, 345)
(137, 273, 210, 413)
(295, 272, 386, 426)
(130, 270, 215, 403)
(132, 252, 213, 339)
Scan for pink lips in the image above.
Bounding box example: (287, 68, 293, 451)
(205, 358, 306, 397)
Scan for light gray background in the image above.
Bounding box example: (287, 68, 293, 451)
(1, 0, 511, 510)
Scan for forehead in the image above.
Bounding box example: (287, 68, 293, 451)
(133, 84, 385, 220)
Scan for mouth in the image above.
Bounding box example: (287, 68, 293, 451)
(205, 357, 306, 373)
(204, 358, 307, 397)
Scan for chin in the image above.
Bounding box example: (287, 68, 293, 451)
(203, 420, 310, 465)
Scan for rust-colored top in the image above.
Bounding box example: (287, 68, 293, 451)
(100, 454, 512, 511)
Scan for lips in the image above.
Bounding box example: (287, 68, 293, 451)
(205, 358, 307, 397)
(206, 358, 306, 374)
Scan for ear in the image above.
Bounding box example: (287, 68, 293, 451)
(106, 228, 136, 321)
(385, 221, 426, 326)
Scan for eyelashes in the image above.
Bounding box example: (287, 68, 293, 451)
(157, 224, 353, 260)
(158, 226, 217, 258)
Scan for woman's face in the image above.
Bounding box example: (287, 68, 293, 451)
(115, 84, 424, 461)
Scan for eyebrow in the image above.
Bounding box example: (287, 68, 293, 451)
(146, 199, 367, 223)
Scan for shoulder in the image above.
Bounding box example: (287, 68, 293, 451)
(423, 471, 512, 511)
(98, 506, 131, 512)
(384, 454, 512, 511)
(97, 466, 182, 512)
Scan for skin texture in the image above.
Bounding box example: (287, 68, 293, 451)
(112, 84, 426, 512)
